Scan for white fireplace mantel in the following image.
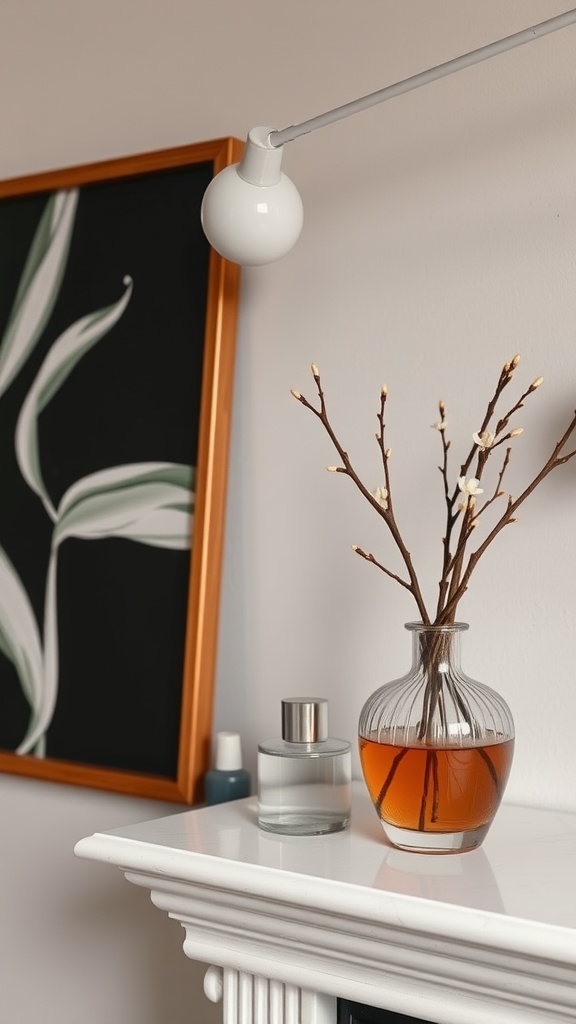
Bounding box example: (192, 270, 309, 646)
(74, 782, 576, 1024)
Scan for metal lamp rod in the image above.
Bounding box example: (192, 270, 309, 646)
(270, 7, 576, 148)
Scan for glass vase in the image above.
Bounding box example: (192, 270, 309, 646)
(358, 622, 514, 854)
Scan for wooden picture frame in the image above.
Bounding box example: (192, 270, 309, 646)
(0, 138, 242, 803)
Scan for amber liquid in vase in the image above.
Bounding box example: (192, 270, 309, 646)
(359, 734, 515, 833)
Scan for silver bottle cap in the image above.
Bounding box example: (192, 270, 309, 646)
(281, 698, 328, 743)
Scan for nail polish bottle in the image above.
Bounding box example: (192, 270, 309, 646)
(257, 698, 351, 835)
(204, 731, 251, 805)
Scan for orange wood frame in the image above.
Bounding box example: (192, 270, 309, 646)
(0, 138, 242, 803)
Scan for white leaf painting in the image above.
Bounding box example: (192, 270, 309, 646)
(53, 463, 194, 549)
(0, 184, 197, 759)
(15, 275, 134, 519)
(16, 550, 58, 756)
(0, 545, 43, 716)
(0, 190, 78, 399)
(19, 465, 194, 748)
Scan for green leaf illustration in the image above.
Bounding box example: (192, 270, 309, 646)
(0, 190, 78, 398)
(15, 276, 134, 518)
(0, 544, 43, 728)
(16, 549, 58, 756)
(1, 191, 196, 757)
(53, 462, 195, 549)
(16, 464, 194, 754)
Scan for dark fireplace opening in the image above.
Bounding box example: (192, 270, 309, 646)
(338, 1000, 432, 1024)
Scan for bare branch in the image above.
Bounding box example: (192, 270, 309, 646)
(293, 359, 576, 630)
(352, 545, 413, 591)
(292, 368, 431, 623)
(438, 410, 576, 622)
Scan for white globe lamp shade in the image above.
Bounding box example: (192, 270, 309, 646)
(201, 126, 304, 266)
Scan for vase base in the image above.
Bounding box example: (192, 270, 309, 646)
(381, 820, 490, 854)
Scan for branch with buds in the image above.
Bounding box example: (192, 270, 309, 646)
(291, 356, 576, 625)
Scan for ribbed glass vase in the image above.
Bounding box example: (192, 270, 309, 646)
(358, 622, 515, 854)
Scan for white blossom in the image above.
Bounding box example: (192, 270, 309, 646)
(373, 486, 388, 509)
(473, 430, 494, 449)
(458, 476, 483, 497)
(431, 420, 447, 431)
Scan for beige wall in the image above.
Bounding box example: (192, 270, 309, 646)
(2, 1, 576, 1021)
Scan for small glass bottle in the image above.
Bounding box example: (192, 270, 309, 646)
(257, 698, 352, 835)
(204, 731, 252, 805)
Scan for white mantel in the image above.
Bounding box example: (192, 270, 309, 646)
(74, 782, 576, 1024)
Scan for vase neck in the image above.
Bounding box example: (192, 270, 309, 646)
(406, 622, 468, 675)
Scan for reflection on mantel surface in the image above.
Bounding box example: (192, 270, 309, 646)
(373, 842, 505, 914)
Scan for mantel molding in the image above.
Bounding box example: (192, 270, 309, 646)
(75, 783, 576, 1024)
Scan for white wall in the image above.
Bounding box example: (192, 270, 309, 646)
(2, 1, 576, 1021)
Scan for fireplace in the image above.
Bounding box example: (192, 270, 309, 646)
(75, 782, 576, 1023)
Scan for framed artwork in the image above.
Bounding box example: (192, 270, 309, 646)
(0, 137, 242, 802)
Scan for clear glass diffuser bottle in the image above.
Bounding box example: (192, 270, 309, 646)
(258, 697, 352, 836)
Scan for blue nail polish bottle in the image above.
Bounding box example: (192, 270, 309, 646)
(204, 731, 252, 805)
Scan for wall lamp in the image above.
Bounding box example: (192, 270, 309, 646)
(201, 7, 576, 266)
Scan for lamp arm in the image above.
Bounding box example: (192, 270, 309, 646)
(201, 5, 576, 265)
(269, 6, 576, 148)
